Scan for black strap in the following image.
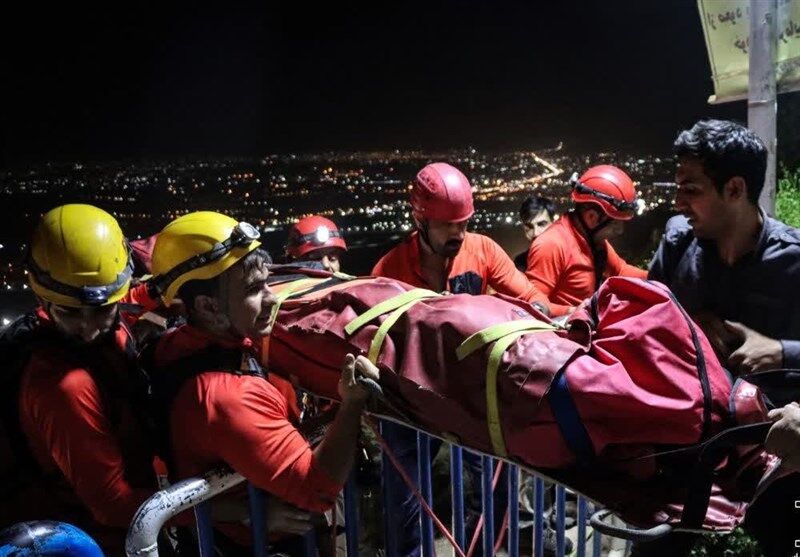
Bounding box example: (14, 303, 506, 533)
(572, 181, 637, 214)
(266, 263, 329, 285)
(679, 421, 772, 529)
(0, 313, 50, 493)
(118, 302, 146, 316)
(591, 247, 607, 293)
(0, 312, 141, 501)
(418, 222, 445, 257)
(144, 344, 267, 470)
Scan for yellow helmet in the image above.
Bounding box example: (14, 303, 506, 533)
(27, 204, 133, 307)
(151, 211, 261, 304)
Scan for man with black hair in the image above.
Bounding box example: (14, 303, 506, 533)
(513, 196, 555, 270)
(649, 119, 800, 373)
(646, 119, 800, 556)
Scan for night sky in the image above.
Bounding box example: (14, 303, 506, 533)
(1, 1, 754, 163)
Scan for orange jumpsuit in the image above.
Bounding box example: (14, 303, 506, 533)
(157, 325, 341, 514)
(525, 214, 646, 316)
(17, 283, 160, 550)
(372, 231, 539, 301)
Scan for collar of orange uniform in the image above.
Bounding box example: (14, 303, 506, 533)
(180, 323, 255, 352)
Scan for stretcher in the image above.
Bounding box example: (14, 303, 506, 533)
(261, 266, 788, 540)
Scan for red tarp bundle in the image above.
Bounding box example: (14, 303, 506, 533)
(264, 270, 781, 532)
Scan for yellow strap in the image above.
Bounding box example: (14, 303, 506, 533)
(485, 330, 531, 457)
(268, 278, 321, 325)
(456, 319, 556, 457)
(367, 298, 424, 364)
(456, 319, 555, 361)
(261, 278, 322, 369)
(332, 271, 357, 280)
(344, 288, 439, 336)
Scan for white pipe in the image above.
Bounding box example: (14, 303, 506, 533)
(125, 467, 246, 557)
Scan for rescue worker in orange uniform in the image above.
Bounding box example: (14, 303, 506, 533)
(285, 215, 347, 273)
(373, 162, 533, 556)
(148, 211, 378, 550)
(3, 204, 160, 551)
(525, 165, 647, 316)
(373, 162, 539, 300)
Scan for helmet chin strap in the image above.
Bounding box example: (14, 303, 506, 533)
(575, 209, 612, 240)
(418, 219, 444, 257)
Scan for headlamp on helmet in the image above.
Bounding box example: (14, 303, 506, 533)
(569, 171, 637, 217)
(152, 221, 261, 298)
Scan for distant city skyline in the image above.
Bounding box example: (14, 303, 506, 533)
(1, 1, 753, 164)
(0, 148, 676, 302)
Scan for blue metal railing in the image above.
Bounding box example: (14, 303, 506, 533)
(127, 422, 612, 557)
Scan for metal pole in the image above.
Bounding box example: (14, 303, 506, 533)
(592, 504, 602, 557)
(194, 503, 215, 557)
(481, 456, 495, 557)
(418, 433, 435, 557)
(555, 485, 566, 557)
(533, 477, 545, 557)
(379, 421, 399, 557)
(507, 465, 520, 557)
(450, 445, 466, 550)
(126, 468, 246, 557)
(247, 483, 268, 557)
(344, 470, 360, 557)
(577, 497, 588, 557)
(303, 531, 318, 557)
(748, 0, 777, 214)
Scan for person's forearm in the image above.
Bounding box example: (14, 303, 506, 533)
(313, 400, 364, 484)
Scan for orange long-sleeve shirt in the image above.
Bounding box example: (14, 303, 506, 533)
(525, 214, 647, 316)
(18, 308, 157, 550)
(372, 231, 539, 301)
(156, 325, 341, 515)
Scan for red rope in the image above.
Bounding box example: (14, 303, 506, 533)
(366, 418, 466, 557)
(465, 461, 505, 557)
(493, 509, 510, 555)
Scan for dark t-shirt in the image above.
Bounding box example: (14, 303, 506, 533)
(648, 212, 800, 367)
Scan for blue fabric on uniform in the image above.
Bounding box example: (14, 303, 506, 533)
(448, 271, 484, 295)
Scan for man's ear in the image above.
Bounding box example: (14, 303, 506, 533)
(582, 207, 602, 227)
(724, 176, 747, 201)
(193, 295, 219, 321)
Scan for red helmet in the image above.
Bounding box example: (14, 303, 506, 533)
(286, 215, 347, 259)
(570, 165, 637, 220)
(410, 162, 474, 223)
